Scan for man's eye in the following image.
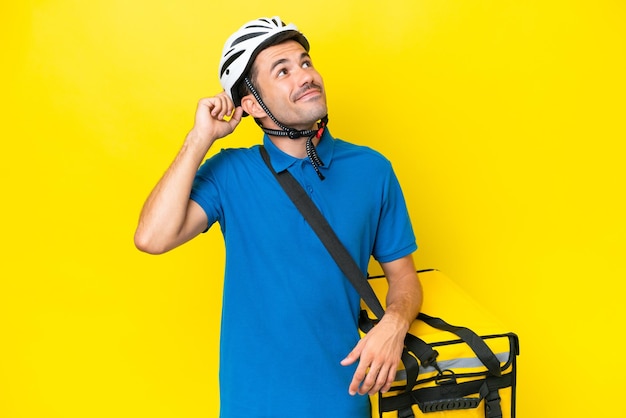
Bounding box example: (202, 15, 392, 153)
(302, 61, 312, 68)
(278, 69, 287, 77)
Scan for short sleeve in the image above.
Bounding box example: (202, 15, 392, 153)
(371, 166, 417, 263)
(189, 153, 227, 230)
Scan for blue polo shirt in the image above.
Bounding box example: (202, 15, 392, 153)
(190, 129, 417, 418)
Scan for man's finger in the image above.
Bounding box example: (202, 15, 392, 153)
(340, 339, 363, 367)
(368, 364, 392, 395)
(348, 362, 368, 396)
(227, 107, 244, 130)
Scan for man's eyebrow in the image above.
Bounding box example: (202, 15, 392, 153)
(270, 58, 288, 74)
(269, 52, 312, 73)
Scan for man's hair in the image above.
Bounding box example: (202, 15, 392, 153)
(235, 64, 258, 104)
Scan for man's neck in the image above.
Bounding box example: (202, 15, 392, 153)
(267, 134, 319, 159)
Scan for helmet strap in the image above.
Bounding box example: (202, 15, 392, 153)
(244, 77, 328, 180)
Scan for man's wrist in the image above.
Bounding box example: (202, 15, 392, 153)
(184, 129, 216, 156)
(381, 310, 411, 334)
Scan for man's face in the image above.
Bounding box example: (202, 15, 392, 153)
(250, 40, 327, 130)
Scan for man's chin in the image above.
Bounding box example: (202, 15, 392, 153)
(309, 103, 329, 123)
(266, 99, 327, 130)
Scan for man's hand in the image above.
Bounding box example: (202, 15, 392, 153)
(341, 313, 409, 396)
(341, 255, 421, 396)
(188, 92, 244, 150)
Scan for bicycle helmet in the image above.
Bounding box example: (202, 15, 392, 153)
(219, 16, 310, 107)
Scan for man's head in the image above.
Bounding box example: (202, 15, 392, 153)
(218, 17, 327, 132)
(219, 17, 310, 107)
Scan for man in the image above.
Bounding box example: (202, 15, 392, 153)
(135, 16, 422, 418)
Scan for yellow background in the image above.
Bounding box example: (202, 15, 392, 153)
(2, 0, 625, 417)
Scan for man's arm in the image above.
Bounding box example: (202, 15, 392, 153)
(134, 93, 243, 254)
(341, 253, 422, 395)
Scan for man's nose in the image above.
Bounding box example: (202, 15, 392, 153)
(295, 67, 315, 86)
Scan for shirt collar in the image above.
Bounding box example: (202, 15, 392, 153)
(262, 128, 336, 174)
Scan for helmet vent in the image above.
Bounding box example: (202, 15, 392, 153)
(231, 32, 266, 47)
(220, 49, 245, 78)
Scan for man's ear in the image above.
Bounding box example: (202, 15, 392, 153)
(240, 94, 267, 119)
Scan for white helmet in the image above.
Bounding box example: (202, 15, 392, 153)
(218, 17, 310, 107)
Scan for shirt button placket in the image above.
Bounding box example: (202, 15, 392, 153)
(303, 161, 315, 195)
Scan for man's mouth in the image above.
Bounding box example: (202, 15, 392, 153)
(294, 85, 322, 102)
